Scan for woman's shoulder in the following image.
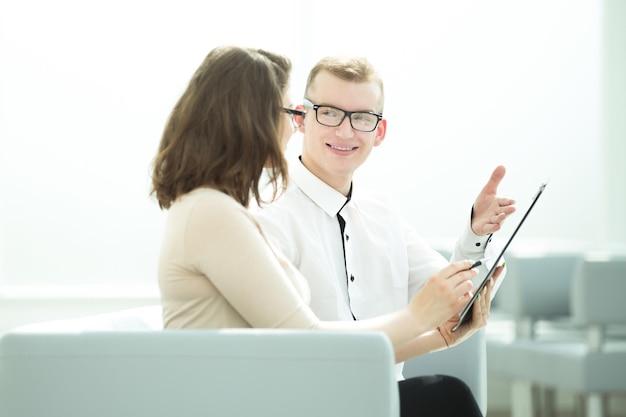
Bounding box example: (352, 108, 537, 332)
(180, 187, 251, 226)
(185, 187, 237, 205)
(181, 187, 240, 211)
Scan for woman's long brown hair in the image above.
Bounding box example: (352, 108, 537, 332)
(151, 46, 291, 209)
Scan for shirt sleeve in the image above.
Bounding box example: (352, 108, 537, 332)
(451, 210, 507, 299)
(404, 207, 507, 301)
(451, 214, 492, 261)
(184, 194, 321, 330)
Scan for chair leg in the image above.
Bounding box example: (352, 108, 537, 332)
(511, 380, 538, 417)
(542, 387, 557, 417)
(574, 393, 585, 417)
(585, 393, 604, 417)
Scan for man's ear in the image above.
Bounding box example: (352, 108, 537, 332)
(294, 104, 306, 132)
(373, 118, 387, 147)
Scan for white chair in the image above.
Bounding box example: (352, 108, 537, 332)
(0, 306, 399, 417)
(488, 252, 626, 417)
(403, 328, 487, 416)
(487, 251, 584, 417)
(490, 251, 581, 337)
(406, 246, 487, 415)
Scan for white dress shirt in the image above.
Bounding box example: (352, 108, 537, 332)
(253, 157, 501, 378)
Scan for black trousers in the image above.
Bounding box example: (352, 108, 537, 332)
(398, 374, 483, 417)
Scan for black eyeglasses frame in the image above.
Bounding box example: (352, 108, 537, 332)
(282, 108, 306, 118)
(303, 99, 383, 132)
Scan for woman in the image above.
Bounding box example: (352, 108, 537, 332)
(151, 45, 492, 416)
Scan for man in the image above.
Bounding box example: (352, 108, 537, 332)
(253, 55, 515, 412)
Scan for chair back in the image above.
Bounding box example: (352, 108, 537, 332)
(0, 313, 398, 417)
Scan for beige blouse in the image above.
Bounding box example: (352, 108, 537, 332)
(158, 187, 321, 330)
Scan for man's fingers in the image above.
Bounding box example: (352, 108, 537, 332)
(482, 165, 506, 194)
(492, 265, 504, 280)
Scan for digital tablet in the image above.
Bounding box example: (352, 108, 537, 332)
(451, 181, 548, 332)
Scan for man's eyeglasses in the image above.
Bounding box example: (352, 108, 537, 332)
(282, 108, 306, 128)
(303, 99, 382, 132)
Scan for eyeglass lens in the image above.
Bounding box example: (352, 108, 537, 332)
(312, 105, 380, 132)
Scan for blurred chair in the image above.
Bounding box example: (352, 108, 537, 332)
(0, 307, 399, 417)
(401, 244, 488, 414)
(406, 244, 487, 415)
(403, 328, 487, 415)
(491, 250, 581, 337)
(488, 252, 626, 417)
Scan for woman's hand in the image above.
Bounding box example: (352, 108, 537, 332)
(437, 264, 504, 347)
(408, 260, 478, 333)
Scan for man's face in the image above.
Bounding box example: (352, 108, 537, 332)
(298, 71, 386, 194)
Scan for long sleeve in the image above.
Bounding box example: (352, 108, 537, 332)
(159, 188, 320, 330)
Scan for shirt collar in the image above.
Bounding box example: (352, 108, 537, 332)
(291, 156, 352, 217)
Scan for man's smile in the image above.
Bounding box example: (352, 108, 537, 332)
(327, 144, 357, 151)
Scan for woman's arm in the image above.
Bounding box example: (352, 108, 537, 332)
(393, 266, 503, 362)
(394, 330, 446, 363)
(186, 191, 477, 348)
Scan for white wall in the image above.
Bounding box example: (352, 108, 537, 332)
(2, 0, 621, 294)
(1, 0, 623, 304)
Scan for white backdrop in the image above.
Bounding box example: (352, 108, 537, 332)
(0, 0, 620, 291)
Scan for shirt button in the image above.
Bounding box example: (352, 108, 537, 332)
(346, 234, 349, 241)
(350, 275, 355, 282)
(475, 242, 481, 247)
